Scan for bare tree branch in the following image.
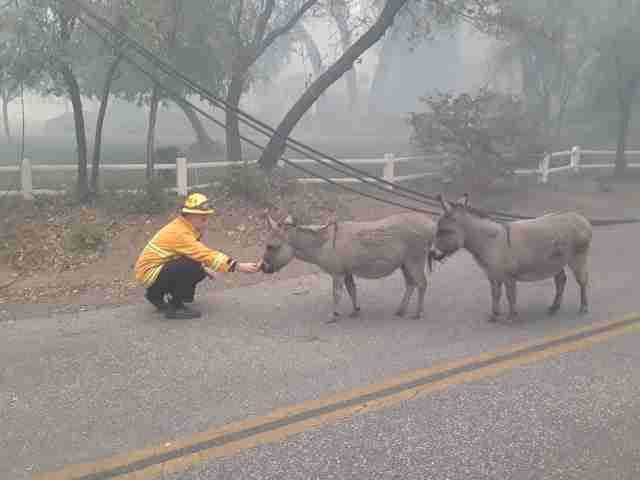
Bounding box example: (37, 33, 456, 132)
(232, 0, 244, 37)
(252, 0, 276, 48)
(256, 0, 318, 59)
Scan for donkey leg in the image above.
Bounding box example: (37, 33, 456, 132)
(569, 253, 589, 314)
(396, 264, 416, 317)
(344, 273, 361, 318)
(327, 275, 344, 323)
(505, 278, 519, 322)
(407, 260, 428, 319)
(489, 280, 503, 322)
(548, 269, 567, 315)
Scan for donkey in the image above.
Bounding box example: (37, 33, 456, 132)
(261, 213, 437, 321)
(429, 194, 592, 322)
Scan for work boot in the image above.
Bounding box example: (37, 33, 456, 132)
(165, 303, 202, 320)
(166, 293, 194, 304)
(145, 291, 168, 311)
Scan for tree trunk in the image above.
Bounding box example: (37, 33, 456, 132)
(258, 0, 409, 171)
(2, 93, 11, 143)
(175, 97, 215, 147)
(146, 83, 161, 182)
(368, 26, 398, 114)
(61, 65, 89, 201)
(615, 92, 632, 177)
(520, 46, 537, 107)
(296, 25, 328, 114)
(552, 68, 575, 140)
(225, 74, 244, 162)
(333, 9, 358, 113)
(90, 54, 122, 195)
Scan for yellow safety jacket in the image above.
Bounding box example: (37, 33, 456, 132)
(134, 216, 235, 287)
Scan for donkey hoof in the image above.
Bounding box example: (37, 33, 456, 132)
(395, 310, 406, 318)
(349, 308, 361, 318)
(488, 314, 500, 323)
(411, 313, 422, 320)
(507, 313, 520, 323)
(579, 306, 589, 315)
(326, 312, 340, 324)
(547, 305, 560, 316)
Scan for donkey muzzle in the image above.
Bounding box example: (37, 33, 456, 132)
(427, 248, 447, 272)
(260, 261, 275, 274)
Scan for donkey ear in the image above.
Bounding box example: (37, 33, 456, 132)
(456, 193, 469, 207)
(304, 224, 330, 233)
(267, 215, 279, 230)
(437, 193, 451, 214)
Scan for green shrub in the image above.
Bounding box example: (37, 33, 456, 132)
(220, 163, 273, 204)
(155, 145, 180, 184)
(100, 179, 176, 215)
(0, 233, 17, 263)
(409, 88, 548, 192)
(64, 223, 106, 252)
(0, 195, 21, 214)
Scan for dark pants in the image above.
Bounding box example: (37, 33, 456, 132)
(146, 257, 206, 307)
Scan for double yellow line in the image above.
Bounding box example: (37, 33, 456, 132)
(36, 312, 640, 480)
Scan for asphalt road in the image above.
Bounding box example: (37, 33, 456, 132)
(1, 223, 639, 479)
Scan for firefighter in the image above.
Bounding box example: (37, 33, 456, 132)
(135, 193, 261, 319)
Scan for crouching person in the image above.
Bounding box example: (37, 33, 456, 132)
(134, 193, 261, 319)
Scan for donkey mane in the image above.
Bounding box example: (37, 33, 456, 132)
(448, 203, 511, 243)
(452, 203, 492, 220)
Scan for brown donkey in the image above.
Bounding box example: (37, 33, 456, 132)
(261, 213, 436, 321)
(429, 194, 592, 322)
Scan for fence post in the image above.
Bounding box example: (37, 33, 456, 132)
(570, 145, 581, 173)
(21, 158, 33, 200)
(383, 153, 396, 188)
(176, 156, 188, 196)
(538, 152, 550, 184)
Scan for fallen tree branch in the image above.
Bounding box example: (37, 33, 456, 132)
(0, 278, 19, 290)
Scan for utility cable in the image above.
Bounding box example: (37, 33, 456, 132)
(62, 0, 450, 208)
(76, 14, 443, 216)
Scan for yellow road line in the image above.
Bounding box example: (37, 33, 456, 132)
(34, 312, 640, 480)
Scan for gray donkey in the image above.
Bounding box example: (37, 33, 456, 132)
(261, 213, 437, 321)
(429, 194, 592, 322)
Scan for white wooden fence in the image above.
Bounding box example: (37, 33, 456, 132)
(2, 147, 639, 200)
(515, 146, 640, 184)
(0, 154, 442, 200)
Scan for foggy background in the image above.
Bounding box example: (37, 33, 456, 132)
(2, 23, 502, 156)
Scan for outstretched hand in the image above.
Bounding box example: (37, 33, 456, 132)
(237, 261, 261, 273)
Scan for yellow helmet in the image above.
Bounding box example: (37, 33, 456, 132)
(181, 193, 215, 215)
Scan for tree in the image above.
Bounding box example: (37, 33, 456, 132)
(167, 0, 226, 159)
(488, 0, 587, 138)
(258, 0, 413, 170)
(0, 38, 22, 143)
(291, 23, 328, 114)
(17, 0, 95, 200)
(214, 0, 319, 162)
(367, 18, 400, 114)
(579, 0, 640, 176)
(105, 0, 229, 177)
(329, 0, 361, 113)
(117, 0, 182, 182)
(366, 0, 457, 115)
(0, 7, 42, 143)
(78, 0, 129, 194)
(257, 0, 543, 171)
